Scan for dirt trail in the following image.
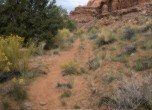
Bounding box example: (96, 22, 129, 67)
(28, 39, 93, 110)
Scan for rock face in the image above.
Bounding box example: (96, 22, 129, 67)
(88, 0, 150, 10)
(70, 0, 151, 26)
(70, 6, 97, 23)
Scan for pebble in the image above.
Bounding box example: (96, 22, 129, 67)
(40, 101, 47, 106)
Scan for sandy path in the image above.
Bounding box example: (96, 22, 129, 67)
(28, 39, 93, 110)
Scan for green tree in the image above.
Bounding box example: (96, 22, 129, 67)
(0, 0, 75, 46)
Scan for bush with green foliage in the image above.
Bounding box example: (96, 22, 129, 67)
(0, 0, 75, 46)
(10, 84, 27, 101)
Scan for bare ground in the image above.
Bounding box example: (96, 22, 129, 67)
(28, 39, 94, 110)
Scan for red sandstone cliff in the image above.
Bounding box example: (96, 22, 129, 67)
(70, 0, 151, 27)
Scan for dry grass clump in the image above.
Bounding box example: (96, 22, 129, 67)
(60, 90, 72, 99)
(75, 28, 86, 37)
(87, 56, 102, 71)
(57, 82, 73, 89)
(1, 78, 27, 102)
(101, 72, 122, 85)
(61, 61, 80, 76)
(88, 27, 99, 40)
(113, 54, 128, 64)
(136, 20, 152, 34)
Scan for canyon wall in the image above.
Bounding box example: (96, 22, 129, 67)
(70, 0, 151, 26)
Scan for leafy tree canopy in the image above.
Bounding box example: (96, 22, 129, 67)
(0, 0, 76, 46)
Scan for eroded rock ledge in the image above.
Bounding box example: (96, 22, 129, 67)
(70, 0, 151, 27)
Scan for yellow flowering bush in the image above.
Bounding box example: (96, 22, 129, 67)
(12, 78, 25, 85)
(0, 52, 11, 72)
(0, 35, 34, 72)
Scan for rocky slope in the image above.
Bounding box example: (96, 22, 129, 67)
(70, 0, 152, 27)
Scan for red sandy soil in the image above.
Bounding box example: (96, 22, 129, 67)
(28, 39, 94, 110)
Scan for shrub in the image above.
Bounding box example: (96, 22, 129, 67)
(95, 29, 117, 47)
(55, 28, 74, 49)
(61, 61, 80, 76)
(36, 41, 46, 55)
(134, 57, 152, 71)
(8, 78, 27, 101)
(65, 20, 76, 31)
(123, 45, 136, 55)
(0, 36, 23, 72)
(0, 35, 35, 73)
(10, 85, 27, 101)
(0, 0, 74, 45)
(75, 28, 86, 37)
(88, 27, 98, 34)
(122, 27, 135, 40)
(114, 74, 152, 110)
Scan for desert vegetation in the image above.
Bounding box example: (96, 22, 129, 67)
(0, 0, 152, 110)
